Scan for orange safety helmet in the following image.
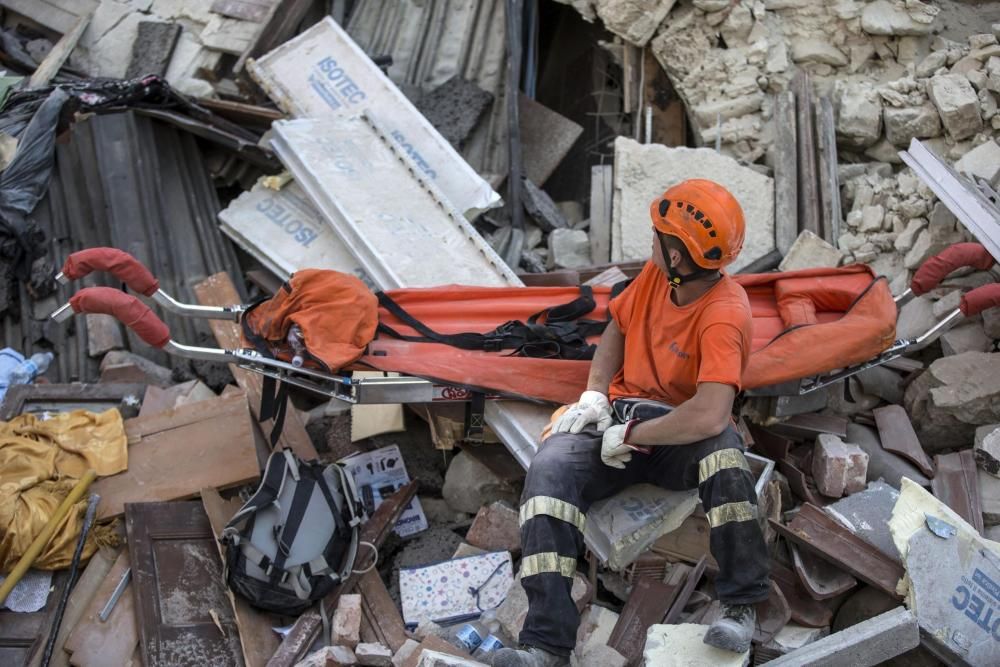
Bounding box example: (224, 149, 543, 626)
(649, 179, 746, 271)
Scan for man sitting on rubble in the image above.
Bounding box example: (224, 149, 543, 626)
(493, 179, 771, 667)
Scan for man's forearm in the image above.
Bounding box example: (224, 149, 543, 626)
(627, 406, 721, 446)
(586, 320, 625, 394)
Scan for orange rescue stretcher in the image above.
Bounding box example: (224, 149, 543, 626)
(49, 244, 1000, 409)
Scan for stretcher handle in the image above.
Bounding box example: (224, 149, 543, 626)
(61, 248, 160, 297)
(961, 283, 1000, 317)
(911, 243, 995, 296)
(69, 287, 171, 349)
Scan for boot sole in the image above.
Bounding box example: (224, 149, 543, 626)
(703, 625, 752, 653)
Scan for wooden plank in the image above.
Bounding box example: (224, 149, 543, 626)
(873, 405, 935, 478)
(194, 272, 318, 461)
(357, 569, 408, 653)
(201, 488, 280, 667)
(793, 71, 821, 238)
(266, 482, 418, 667)
(0, 0, 94, 33)
(774, 89, 798, 255)
(28, 11, 90, 88)
(589, 165, 613, 265)
(767, 413, 848, 440)
(771, 504, 904, 600)
(932, 450, 984, 534)
(0, 383, 146, 421)
(662, 557, 705, 625)
(650, 513, 717, 573)
(64, 551, 137, 667)
(212, 0, 276, 22)
(126, 501, 242, 667)
(609, 571, 685, 666)
(92, 392, 259, 519)
(36, 549, 115, 667)
(815, 95, 841, 245)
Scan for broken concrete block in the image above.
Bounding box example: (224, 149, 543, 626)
(884, 104, 943, 146)
(928, 73, 984, 140)
(414, 650, 486, 667)
(758, 623, 829, 659)
(416, 77, 493, 150)
(522, 178, 569, 232)
(643, 624, 750, 666)
(812, 433, 869, 498)
(86, 313, 125, 358)
(571, 644, 627, 667)
(392, 639, 421, 667)
(896, 295, 937, 340)
(585, 484, 699, 571)
(932, 290, 963, 318)
(984, 307, 1000, 339)
(357, 642, 394, 666)
(941, 321, 993, 356)
(764, 607, 918, 666)
(955, 139, 1000, 183)
(575, 604, 621, 656)
(332, 594, 362, 649)
(975, 426, 1000, 477)
(861, 0, 939, 36)
(904, 225, 965, 269)
(778, 230, 843, 271)
(891, 478, 1000, 665)
(827, 481, 901, 560)
(836, 84, 883, 147)
(858, 204, 885, 233)
(442, 451, 520, 515)
(548, 229, 592, 270)
(296, 645, 357, 666)
(611, 138, 774, 272)
(465, 501, 520, 554)
(893, 217, 929, 253)
(927, 351, 1000, 425)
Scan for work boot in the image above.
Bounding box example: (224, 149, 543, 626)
(703, 603, 756, 653)
(490, 645, 568, 667)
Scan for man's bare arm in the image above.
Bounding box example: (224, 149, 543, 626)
(627, 382, 736, 446)
(587, 319, 625, 395)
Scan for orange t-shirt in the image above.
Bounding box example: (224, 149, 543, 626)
(608, 261, 752, 406)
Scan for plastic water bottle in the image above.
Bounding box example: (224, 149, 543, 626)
(10, 352, 54, 386)
(287, 325, 305, 368)
(0, 348, 25, 401)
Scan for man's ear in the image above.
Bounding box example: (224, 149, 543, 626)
(668, 247, 682, 268)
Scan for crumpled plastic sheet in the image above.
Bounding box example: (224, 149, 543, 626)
(0, 569, 51, 612)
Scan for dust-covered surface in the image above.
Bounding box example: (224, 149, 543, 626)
(154, 540, 233, 625)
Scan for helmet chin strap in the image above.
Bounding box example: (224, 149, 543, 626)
(658, 233, 718, 287)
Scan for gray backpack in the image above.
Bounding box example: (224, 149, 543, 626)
(220, 450, 365, 614)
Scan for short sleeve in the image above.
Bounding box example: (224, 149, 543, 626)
(696, 323, 748, 390)
(609, 263, 653, 335)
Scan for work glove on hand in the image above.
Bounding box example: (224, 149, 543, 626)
(552, 390, 613, 434)
(601, 423, 633, 469)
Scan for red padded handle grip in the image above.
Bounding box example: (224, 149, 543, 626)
(61, 248, 160, 297)
(69, 287, 171, 349)
(961, 283, 1000, 317)
(910, 243, 995, 296)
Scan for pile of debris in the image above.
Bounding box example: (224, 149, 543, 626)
(2, 1, 1000, 667)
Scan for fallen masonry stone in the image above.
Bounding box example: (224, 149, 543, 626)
(861, 0, 938, 36)
(465, 501, 520, 554)
(442, 451, 520, 515)
(297, 645, 357, 666)
(86, 314, 124, 357)
(498, 574, 589, 639)
(975, 425, 1000, 477)
(611, 138, 774, 272)
(884, 104, 942, 146)
(894, 217, 928, 252)
(571, 644, 627, 667)
(932, 290, 962, 318)
(836, 84, 883, 147)
(332, 594, 362, 649)
(765, 607, 918, 666)
(791, 37, 849, 67)
(859, 204, 885, 233)
(940, 321, 992, 356)
(357, 642, 394, 666)
(848, 422, 931, 488)
(393, 639, 421, 667)
(928, 74, 984, 140)
(643, 624, 750, 666)
(692, 92, 765, 126)
(759, 624, 829, 658)
(813, 434, 869, 498)
(954, 139, 1000, 182)
(419, 497, 472, 526)
(928, 201, 957, 233)
(926, 351, 1000, 425)
(915, 50, 948, 78)
(575, 604, 620, 656)
(522, 178, 568, 232)
(827, 480, 901, 559)
(970, 33, 999, 50)
(895, 295, 936, 339)
(548, 228, 591, 269)
(904, 226, 965, 269)
(778, 230, 843, 271)
(595, 0, 679, 46)
(415, 650, 486, 666)
(983, 307, 1000, 338)
(981, 468, 1000, 525)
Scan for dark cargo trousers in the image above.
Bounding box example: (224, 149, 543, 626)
(517, 421, 770, 656)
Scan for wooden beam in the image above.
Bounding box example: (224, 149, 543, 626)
(193, 272, 318, 461)
(28, 11, 91, 88)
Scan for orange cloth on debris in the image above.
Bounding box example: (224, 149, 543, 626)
(608, 262, 752, 406)
(0, 409, 127, 572)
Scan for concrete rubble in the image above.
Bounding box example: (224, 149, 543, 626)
(2, 1, 1000, 666)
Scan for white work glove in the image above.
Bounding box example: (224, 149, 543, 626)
(601, 424, 632, 469)
(552, 390, 613, 434)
